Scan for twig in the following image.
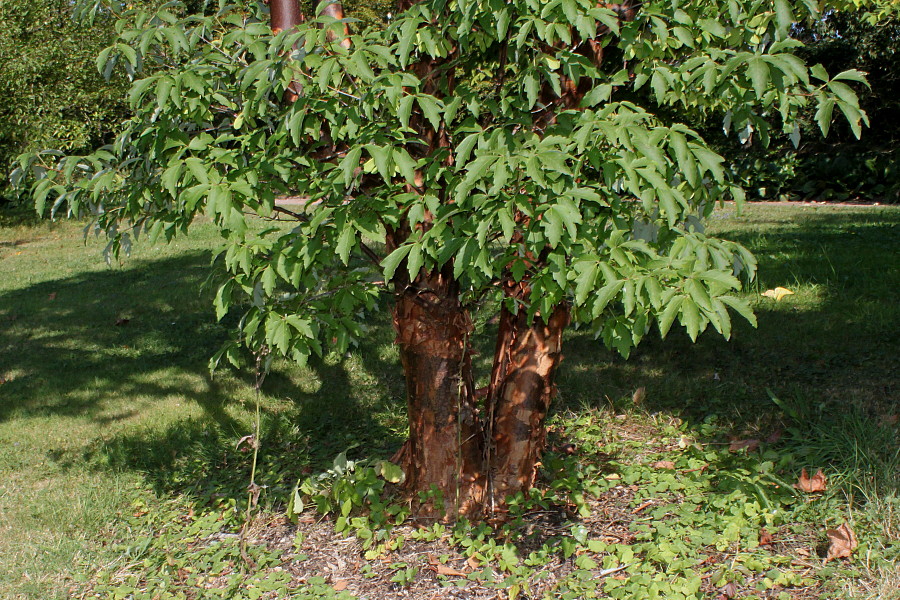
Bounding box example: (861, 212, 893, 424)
(598, 563, 631, 577)
(273, 205, 308, 220)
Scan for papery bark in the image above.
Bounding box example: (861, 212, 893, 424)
(390, 265, 485, 516)
(485, 283, 569, 509)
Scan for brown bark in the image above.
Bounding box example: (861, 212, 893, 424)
(318, 0, 352, 49)
(390, 265, 485, 516)
(485, 283, 569, 510)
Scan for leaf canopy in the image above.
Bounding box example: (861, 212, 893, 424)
(16, 0, 868, 362)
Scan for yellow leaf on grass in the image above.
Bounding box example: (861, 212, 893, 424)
(761, 286, 794, 301)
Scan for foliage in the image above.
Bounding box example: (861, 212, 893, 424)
(0, 0, 131, 205)
(14, 0, 870, 367)
(715, 4, 900, 203)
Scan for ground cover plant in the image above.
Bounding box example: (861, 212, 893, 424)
(0, 202, 897, 599)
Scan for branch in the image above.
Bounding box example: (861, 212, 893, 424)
(273, 205, 308, 220)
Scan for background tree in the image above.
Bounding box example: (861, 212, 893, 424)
(16, 0, 866, 518)
(0, 0, 131, 205)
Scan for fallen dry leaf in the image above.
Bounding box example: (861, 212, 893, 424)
(652, 460, 676, 469)
(48, 292, 57, 301)
(718, 581, 738, 599)
(235, 434, 256, 451)
(332, 580, 349, 591)
(794, 468, 827, 492)
(632, 386, 646, 405)
(466, 556, 480, 571)
(765, 428, 783, 444)
(880, 414, 899, 427)
(433, 563, 466, 577)
(729, 438, 760, 452)
(762, 286, 795, 301)
(759, 528, 774, 546)
(825, 523, 858, 562)
(604, 473, 621, 480)
(795, 547, 810, 557)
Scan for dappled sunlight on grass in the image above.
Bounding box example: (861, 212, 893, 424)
(1, 204, 898, 598)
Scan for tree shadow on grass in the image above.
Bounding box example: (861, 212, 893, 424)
(0, 249, 404, 504)
(1, 208, 896, 506)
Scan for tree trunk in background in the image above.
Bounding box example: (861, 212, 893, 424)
(485, 283, 569, 511)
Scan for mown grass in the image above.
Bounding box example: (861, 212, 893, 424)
(0, 202, 897, 599)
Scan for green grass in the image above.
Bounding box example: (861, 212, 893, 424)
(0, 203, 898, 599)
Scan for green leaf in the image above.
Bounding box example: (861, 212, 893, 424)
(832, 69, 869, 86)
(658, 295, 684, 338)
(680, 297, 702, 341)
(417, 95, 442, 130)
(827, 80, 860, 107)
(691, 146, 725, 182)
(406, 244, 424, 279)
(456, 133, 480, 164)
(381, 245, 412, 282)
(398, 95, 415, 128)
(815, 98, 835, 136)
(376, 460, 405, 484)
(810, 64, 829, 82)
(592, 280, 624, 318)
(747, 57, 770, 99)
(774, 0, 794, 36)
(336, 224, 355, 265)
(719, 295, 758, 328)
(340, 147, 363, 187)
(366, 144, 393, 182)
(574, 262, 599, 306)
(524, 71, 540, 109)
(393, 148, 418, 185)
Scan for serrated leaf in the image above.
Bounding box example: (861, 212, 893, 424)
(398, 95, 415, 128)
(815, 98, 835, 136)
(455, 132, 480, 164)
(393, 148, 417, 185)
(719, 295, 757, 327)
(339, 146, 362, 187)
(406, 244, 424, 279)
(747, 57, 770, 99)
(366, 144, 393, 182)
(592, 280, 624, 318)
(574, 262, 599, 306)
(417, 95, 442, 131)
(680, 297, 702, 341)
(832, 69, 869, 86)
(336, 224, 355, 265)
(658, 294, 684, 338)
(774, 0, 794, 36)
(381, 245, 412, 282)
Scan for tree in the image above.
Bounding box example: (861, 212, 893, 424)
(15, 0, 866, 518)
(0, 0, 130, 204)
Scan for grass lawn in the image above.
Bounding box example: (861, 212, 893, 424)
(0, 202, 897, 599)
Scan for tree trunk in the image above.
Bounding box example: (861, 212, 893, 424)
(390, 266, 486, 516)
(485, 284, 569, 511)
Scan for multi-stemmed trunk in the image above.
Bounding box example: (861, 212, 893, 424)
(389, 269, 569, 518)
(270, 0, 577, 519)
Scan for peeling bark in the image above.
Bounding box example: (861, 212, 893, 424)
(390, 265, 485, 516)
(486, 286, 569, 510)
